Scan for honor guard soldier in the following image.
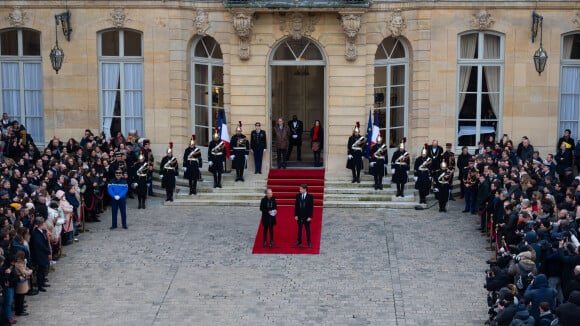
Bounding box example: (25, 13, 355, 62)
(133, 150, 149, 209)
(183, 134, 202, 195)
(370, 135, 388, 190)
(251, 122, 267, 174)
(346, 122, 365, 183)
(141, 139, 155, 196)
(442, 143, 456, 201)
(230, 121, 249, 182)
(208, 129, 225, 188)
(436, 161, 451, 212)
(427, 139, 444, 176)
(414, 144, 432, 204)
(462, 158, 478, 213)
(160, 142, 178, 202)
(391, 138, 410, 197)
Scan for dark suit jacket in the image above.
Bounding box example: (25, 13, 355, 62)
(294, 192, 314, 221)
(30, 228, 51, 267)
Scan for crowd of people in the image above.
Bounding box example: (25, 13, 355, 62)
(450, 132, 580, 325)
(0, 116, 155, 324)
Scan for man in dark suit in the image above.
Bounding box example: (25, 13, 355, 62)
(250, 122, 267, 174)
(30, 217, 51, 292)
(294, 184, 314, 248)
(287, 115, 304, 161)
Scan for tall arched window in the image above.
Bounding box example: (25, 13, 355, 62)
(456, 31, 504, 147)
(0, 29, 44, 144)
(191, 36, 223, 147)
(559, 32, 580, 140)
(374, 37, 409, 148)
(98, 29, 144, 139)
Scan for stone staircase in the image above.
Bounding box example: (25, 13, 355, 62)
(151, 165, 458, 209)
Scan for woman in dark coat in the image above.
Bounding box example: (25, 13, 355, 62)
(555, 141, 573, 180)
(310, 120, 323, 167)
(259, 189, 277, 248)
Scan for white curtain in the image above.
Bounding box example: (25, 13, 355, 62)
(102, 63, 120, 139)
(563, 35, 574, 60)
(1, 63, 20, 119)
(123, 63, 143, 136)
(459, 34, 477, 108)
(484, 36, 500, 119)
(23, 63, 44, 144)
(560, 67, 580, 137)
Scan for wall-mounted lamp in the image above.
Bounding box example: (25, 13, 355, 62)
(531, 11, 548, 75)
(55, 10, 72, 42)
(49, 13, 66, 74)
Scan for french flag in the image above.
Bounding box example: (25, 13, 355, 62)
(218, 109, 231, 157)
(370, 110, 380, 148)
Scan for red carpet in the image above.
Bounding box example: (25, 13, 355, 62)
(252, 169, 325, 254)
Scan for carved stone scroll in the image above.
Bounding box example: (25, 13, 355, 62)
(340, 13, 362, 61)
(232, 11, 254, 60)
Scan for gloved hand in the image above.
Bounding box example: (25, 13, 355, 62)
(208, 161, 213, 167)
(230, 155, 235, 160)
(370, 162, 375, 167)
(348, 155, 353, 159)
(160, 175, 164, 179)
(182, 167, 187, 172)
(245, 155, 248, 160)
(263, 149, 266, 153)
(391, 168, 395, 174)
(413, 176, 418, 182)
(292, 135, 298, 139)
(114, 195, 120, 200)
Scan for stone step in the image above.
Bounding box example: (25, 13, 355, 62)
(164, 199, 258, 207)
(324, 187, 417, 194)
(174, 192, 262, 200)
(324, 200, 427, 209)
(323, 193, 415, 202)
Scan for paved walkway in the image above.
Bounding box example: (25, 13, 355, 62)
(22, 197, 489, 325)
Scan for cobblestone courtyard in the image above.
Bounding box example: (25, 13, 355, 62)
(23, 198, 489, 325)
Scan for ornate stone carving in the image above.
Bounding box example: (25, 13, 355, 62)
(109, 8, 130, 29)
(340, 13, 362, 62)
(573, 12, 580, 29)
(279, 13, 319, 40)
(232, 11, 254, 60)
(388, 9, 406, 38)
(7, 7, 27, 27)
(194, 10, 209, 36)
(471, 9, 495, 30)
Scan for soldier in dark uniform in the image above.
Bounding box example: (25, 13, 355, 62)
(159, 142, 178, 202)
(208, 130, 225, 188)
(436, 161, 451, 212)
(414, 145, 432, 204)
(230, 121, 249, 182)
(346, 122, 365, 183)
(250, 122, 267, 174)
(370, 135, 387, 190)
(442, 143, 456, 201)
(427, 139, 444, 176)
(391, 139, 410, 197)
(287, 115, 304, 161)
(133, 151, 149, 209)
(462, 159, 478, 213)
(183, 135, 202, 195)
(141, 139, 155, 196)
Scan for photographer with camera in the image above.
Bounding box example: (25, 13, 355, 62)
(523, 273, 557, 322)
(487, 289, 517, 326)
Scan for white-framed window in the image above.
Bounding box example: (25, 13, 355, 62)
(374, 37, 409, 148)
(0, 28, 44, 144)
(559, 32, 580, 140)
(456, 31, 504, 147)
(98, 29, 143, 139)
(191, 36, 223, 147)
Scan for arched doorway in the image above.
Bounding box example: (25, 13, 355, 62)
(269, 37, 326, 168)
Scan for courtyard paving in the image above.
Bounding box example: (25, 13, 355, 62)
(22, 197, 489, 325)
